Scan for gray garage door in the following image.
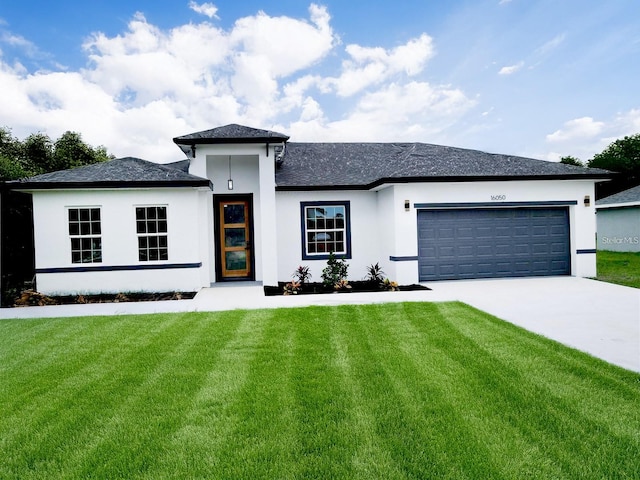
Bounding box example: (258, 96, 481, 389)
(417, 207, 570, 281)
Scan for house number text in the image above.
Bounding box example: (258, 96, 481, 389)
(491, 195, 506, 201)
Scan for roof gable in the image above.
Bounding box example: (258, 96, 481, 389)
(173, 124, 290, 145)
(7, 157, 211, 190)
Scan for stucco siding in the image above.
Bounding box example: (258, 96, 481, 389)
(32, 188, 209, 295)
(375, 186, 397, 282)
(276, 190, 380, 285)
(597, 207, 640, 252)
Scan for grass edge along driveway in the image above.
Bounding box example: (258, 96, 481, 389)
(1, 302, 638, 479)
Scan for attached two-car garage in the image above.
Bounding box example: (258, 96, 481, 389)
(417, 207, 571, 281)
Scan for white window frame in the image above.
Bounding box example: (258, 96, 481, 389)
(135, 205, 169, 262)
(68, 206, 102, 264)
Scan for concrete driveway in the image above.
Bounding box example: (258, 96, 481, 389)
(1, 277, 638, 372)
(426, 277, 640, 373)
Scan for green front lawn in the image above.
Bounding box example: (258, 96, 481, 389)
(597, 250, 640, 288)
(1, 303, 638, 479)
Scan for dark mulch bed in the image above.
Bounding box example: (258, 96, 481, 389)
(264, 281, 430, 296)
(12, 290, 196, 307)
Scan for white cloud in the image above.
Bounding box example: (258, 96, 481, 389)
(188, 1, 219, 19)
(321, 33, 435, 97)
(535, 33, 566, 57)
(544, 110, 640, 161)
(613, 108, 640, 134)
(287, 81, 475, 142)
(230, 5, 336, 78)
(498, 61, 524, 75)
(0, 30, 49, 62)
(0, 4, 476, 162)
(546, 116, 605, 142)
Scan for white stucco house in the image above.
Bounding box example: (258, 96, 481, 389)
(7, 124, 611, 296)
(596, 185, 640, 252)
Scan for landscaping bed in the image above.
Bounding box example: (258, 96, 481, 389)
(12, 290, 196, 307)
(263, 281, 429, 296)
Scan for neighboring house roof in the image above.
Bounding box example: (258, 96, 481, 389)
(6, 157, 211, 190)
(275, 142, 612, 190)
(596, 184, 640, 209)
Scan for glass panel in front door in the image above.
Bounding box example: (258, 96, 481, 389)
(225, 251, 247, 271)
(224, 204, 245, 224)
(225, 227, 246, 247)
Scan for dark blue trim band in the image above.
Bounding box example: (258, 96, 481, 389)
(390, 256, 419, 262)
(414, 201, 578, 209)
(576, 249, 597, 254)
(36, 262, 202, 274)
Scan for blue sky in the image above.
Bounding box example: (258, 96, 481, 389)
(0, 0, 638, 163)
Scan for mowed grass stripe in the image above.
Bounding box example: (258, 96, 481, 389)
(345, 303, 504, 479)
(330, 312, 406, 479)
(219, 310, 300, 479)
(140, 309, 270, 478)
(66, 311, 246, 479)
(409, 302, 639, 477)
(1, 312, 243, 479)
(0, 302, 639, 479)
(0, 313, 192, 454)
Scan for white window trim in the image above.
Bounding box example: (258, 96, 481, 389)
(135, 205, 169, 262)
(68, 206, 102, 264)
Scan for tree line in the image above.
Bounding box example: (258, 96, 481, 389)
(0, 128, 114, 305)
(0, 127, 113, 181)
(559, 133, 640, 197)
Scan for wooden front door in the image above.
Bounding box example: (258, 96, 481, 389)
(216, 197, 253, 280)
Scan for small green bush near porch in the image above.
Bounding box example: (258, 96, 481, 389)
(1, 303, 638, 479)
(597, 250, 640, 288)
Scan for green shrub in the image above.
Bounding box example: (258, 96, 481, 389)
(321, 252, 348, 287)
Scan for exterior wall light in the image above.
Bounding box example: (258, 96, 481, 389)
(404, 200, 410, 211)
(584, 195, 590, 207)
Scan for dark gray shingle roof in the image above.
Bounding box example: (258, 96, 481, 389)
(173, 124, 289, 145)
(596, 184, 640, 207)
(165, 159, 191, 173)
(275, 142, 612, 189)
(7, 157, 211, 190)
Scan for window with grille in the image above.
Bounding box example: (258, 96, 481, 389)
(136, 206, 168, 261)
(301, 201, 351, 260)
(68, 207, 102, 263)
